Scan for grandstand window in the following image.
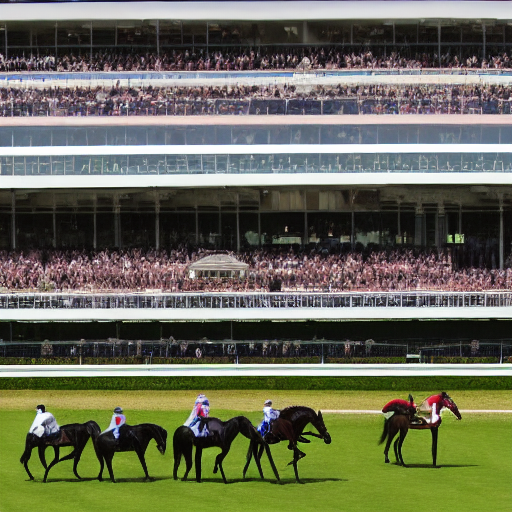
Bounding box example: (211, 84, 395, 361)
(159, 21, 182, 46)
(461, 22, 484, 44)
(96, 212, 115, 249)
(181, 22, 207, 46)
(116, 21, 156, 48)
(307, 21, 351, 45)
(92, 21, 115, 47)
(417, 23, 438, 45)
(56, 21, 91, 48)
(394, 23, 418, 45)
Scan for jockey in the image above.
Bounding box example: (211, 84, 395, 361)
(257, 399, 280, 436)
(417, 392, 449, 426)
(382, 394, 417, 420)
(28, 404, 60, 439)
(102, 407, 126, 439)
(184, 394, 210, 437)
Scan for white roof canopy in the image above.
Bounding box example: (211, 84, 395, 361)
(1, 2, 511, 22)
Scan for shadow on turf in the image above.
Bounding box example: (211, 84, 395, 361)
(192, 477, 347, 485)
(36, 476, 173, 483)
(390, 463, 478, 469)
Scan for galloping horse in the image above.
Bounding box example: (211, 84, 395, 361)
(379, 392, 462, 467)
(93, 423, 167, 482)
(244, 406, 331, 483)
(20, 420, 100, 482)
(173, 415, 280, 483)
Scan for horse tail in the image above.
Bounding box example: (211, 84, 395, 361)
(86, 421, 101, 443)
(378, 418, 389, 445)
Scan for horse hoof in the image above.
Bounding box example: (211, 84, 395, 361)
(213, 468, 218, 474)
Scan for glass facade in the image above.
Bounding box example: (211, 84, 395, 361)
(1, 124, 511, 147)
(1, 152, 510, 176)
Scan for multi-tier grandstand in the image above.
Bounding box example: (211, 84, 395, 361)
(0, 1, 511, 363)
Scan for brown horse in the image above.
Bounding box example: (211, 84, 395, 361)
(379, 392, 462, 467)
(244, 406, 331, 483)
(173, 415, 280, 483)
(20, 421, 100, 482)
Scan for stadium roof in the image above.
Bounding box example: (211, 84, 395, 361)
(1, 1, 511, 22)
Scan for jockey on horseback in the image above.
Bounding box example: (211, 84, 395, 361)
(102, 406, 126, 439)
(184, 394, 210, 437)
(257, 399, 280, 437)
(416, 392, 449, 426)
(29, 404, 60, 440)
(382, 395, 417, 420)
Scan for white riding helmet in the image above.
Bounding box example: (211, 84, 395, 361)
(264, 400, 272, 406)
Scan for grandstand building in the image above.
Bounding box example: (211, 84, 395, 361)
(0, 1, 511, 356)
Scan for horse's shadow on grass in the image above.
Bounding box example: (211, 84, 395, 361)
(391, 463, 478, 469)
(38, 476, 173, 483)
(191, 477, 347, 485)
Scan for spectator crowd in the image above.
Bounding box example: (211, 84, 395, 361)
(0, 247, 510, 293)
(1, 82, 510, 117)
(1, 48, 512, 72)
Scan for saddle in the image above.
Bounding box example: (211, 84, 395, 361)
(45, 430, 71, 446)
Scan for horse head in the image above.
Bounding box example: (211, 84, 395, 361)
(314, 411, 331, 445)
(440, 392, 462, 420)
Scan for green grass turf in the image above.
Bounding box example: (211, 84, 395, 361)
(1, 401, 511, 512)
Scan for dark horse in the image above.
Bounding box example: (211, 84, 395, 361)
(20, 420, 101, 482)
(244, 406, 331, 483)
(379, 393, 462, 467)
(94, 423, 167, 483)
(173, 416, 280, 483)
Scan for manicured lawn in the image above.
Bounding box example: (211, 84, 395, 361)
(0, 393, 510, 512)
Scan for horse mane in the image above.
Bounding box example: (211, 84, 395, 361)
(280, 406, 317, 418)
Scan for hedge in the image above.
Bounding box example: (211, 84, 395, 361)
(0, 356, 507, 365)
(0, 376, 510, 391)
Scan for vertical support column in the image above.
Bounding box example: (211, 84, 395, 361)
(258, 192, 262, 247)
(438, 22, 441, 68)
(397, 201, 401, 243)
(482, 23, 486, 61)
(236, 193, 240, 253)
(195, 206, 199, 245)
(436, 204, 446, 251)
(93, 194, 97, 250)
(303, 21, 308, 44)
(4, 24, 7, 61)
(155, 193, 160, 251)
(11, 191, 16, 250)
(499, 200, 504, 270)
(156, 20, 160, 56)
(414, 205, 425, 247)
(114, 194, 120, 248)
(458, 204, 462, 235)
(206, 22, 209, 54)
(351, 210, 355, 250)
(90, 21, 93, 57)
(218, 206, 222, 249)
(55, 22, 58, 59)
(52, 194, 57, 249)
(303, 189, 308, 246)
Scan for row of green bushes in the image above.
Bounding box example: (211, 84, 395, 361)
(0, 376, 510, 391)
(0, 356, 508, 365)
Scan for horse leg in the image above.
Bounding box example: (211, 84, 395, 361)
(431, 427, 439, 467)
(20, 446, 35, 480)
(263, 443, 281, 483)
(194, 447, 203, 483)
(383, 422, 397, 464)
(182, 445, 193, 481)
(38, 445, 47, 469)
(135, 449, 151, 481)
(242, 441, 254, 478)
(43, 447, 60, 483)
(214, 448, 229, 484)
(252, 442, 264, 479)
(104, 454, 116, 483)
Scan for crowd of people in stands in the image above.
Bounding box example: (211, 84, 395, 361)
(1, 48, 512, 73)
(1, 82, 510, 117)
(0, 247, 510, 293)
